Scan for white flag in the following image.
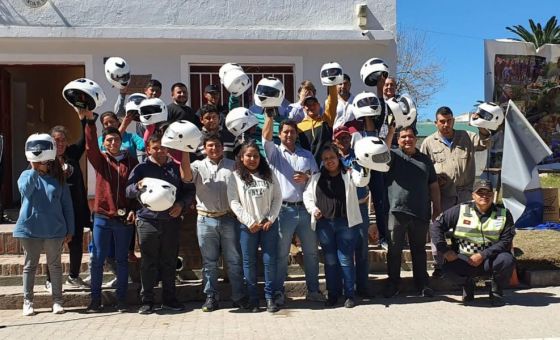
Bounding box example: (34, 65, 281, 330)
(502, 100, 552, 222)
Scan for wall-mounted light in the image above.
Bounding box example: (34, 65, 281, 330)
(22, 0, 48, 8)
(355, 4, 367, 29)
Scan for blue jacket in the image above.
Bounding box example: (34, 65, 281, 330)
(13, 169, 75, 239)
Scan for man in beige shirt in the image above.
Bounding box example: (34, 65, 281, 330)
(420, 106, 491, 277)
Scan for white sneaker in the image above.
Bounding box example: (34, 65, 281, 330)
(306, 291, 326, 302)
(52, 302, 65, 314)
(44, 280, 53, 294)
(104, 278, 118, 288)
(23, 300, 35, 316)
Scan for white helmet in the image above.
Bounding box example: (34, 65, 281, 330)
(320, 62, 344, 86)
(104, 57, 130, 89)
(162, 120, 202, 152)
(223, 69, 252, 97)
(386, 94, 417, 128)
(219, 63, 243, 81)
(360, 58, 389, 86)
(25, 133, 56, 163)
(139, 98, 168, 125)
(125, 93, 147, 115)
(253, 77, 285, 108)
(354, 136, 391, 172)
(62, 78, 106, 111)
(225, 107, 259, 137)
(471, 102, 504, 131)
(138, 177, 177, 212)
(352, 92, 382, 119)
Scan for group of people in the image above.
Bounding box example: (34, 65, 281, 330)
(13, 60, 516, 318)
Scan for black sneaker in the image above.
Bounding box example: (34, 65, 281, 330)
(266, 299, 279, 313)
(201, 296, 219, 312)
(138, 303, 154, 315)
(162, 300, 185, 311)
(344, 298, 355, 308)
(490, 291, 505, 306)
(248, 301, 260, 313)
(356, 289, 374, 299)
(116, 301, 128, 313)
(232, 296, 250, 309)
(383, 284, 400, 298)
(325, 295, 338, 307)
(86, 299, 103, 313)
(420, 286, 434, 298)
(462, 278, 475, 304)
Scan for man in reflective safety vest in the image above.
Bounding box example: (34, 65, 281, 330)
(430, 180, 515, 305)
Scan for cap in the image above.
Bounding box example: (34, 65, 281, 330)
(303, 96, 319, 105)
(333, 124, 359, 140)
(204, 84, 220, 93)
(473, 180, 493, 193)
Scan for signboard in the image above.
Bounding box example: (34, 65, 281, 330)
(485, 40, 560, 165)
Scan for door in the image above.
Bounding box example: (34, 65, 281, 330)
(0, 68, 12, 207)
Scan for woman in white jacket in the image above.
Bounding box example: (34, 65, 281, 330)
(303, 144, 370, 308)
(227, 140, 282, 313)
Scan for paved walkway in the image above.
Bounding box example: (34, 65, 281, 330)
(1, 287, 559, 340)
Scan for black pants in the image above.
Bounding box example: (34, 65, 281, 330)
(46, 224, 84, 281)
(442, 252, 515, 289)
(136, 217, 180, 304)
(386, 212, 430, 289)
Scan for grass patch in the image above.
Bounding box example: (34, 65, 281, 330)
(515, 230, 560, 271)
(539, 173, 560, 188)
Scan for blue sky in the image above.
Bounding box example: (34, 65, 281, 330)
(397, 0, 558, 121)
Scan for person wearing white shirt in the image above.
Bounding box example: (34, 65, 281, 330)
(227, 140, 282, 313)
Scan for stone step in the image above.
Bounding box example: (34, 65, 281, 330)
(0, 246, 434, 282)
(0, 224, 93, 255)
(0, 272, 472, 310)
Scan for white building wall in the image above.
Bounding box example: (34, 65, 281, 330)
(1, 0, 395, 39)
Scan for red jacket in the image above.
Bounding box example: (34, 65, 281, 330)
(85, 121, 138, 218)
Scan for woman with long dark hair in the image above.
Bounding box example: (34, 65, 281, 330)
(14, 133, 74, 316)
(303, 144, 370, 308)
(227, 140, 282, 313)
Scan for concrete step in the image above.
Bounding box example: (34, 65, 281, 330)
(0, 224, 92, 255)
(0, 246, 434, 282)
(0, 272, 471, 310)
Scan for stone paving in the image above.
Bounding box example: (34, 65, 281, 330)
(0, 287, 559, 340)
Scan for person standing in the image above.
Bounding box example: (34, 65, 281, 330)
(420, 106, 491, 277)
(15, 133, 74, 316)
(332, 125, 375, 297)
(167, 82, 199, 127)
(84, 110, 138, 313)
(383, 126, 441, 298)
(127, 132, 193, 314)
(303, 145, 370, 308)
(181, 134, 248, 312)
(227, 140, 282, 313)
(262, 115, 324, 306)
(47, 111, 92, 289)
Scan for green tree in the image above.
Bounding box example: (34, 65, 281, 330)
(506, 16, 560, 49)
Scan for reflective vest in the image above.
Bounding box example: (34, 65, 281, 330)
(452, 203, 506, 256)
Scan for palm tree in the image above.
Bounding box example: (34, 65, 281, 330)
(506, 16, 560, 49)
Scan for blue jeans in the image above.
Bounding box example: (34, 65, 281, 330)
(316, 217, 358, 299)
(355, 203, 370, 293)
(275, 205, 320, 294)
(90, 214, 133, 302)
(197, 215, 246, 301)
(239, 221, 279, 302)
